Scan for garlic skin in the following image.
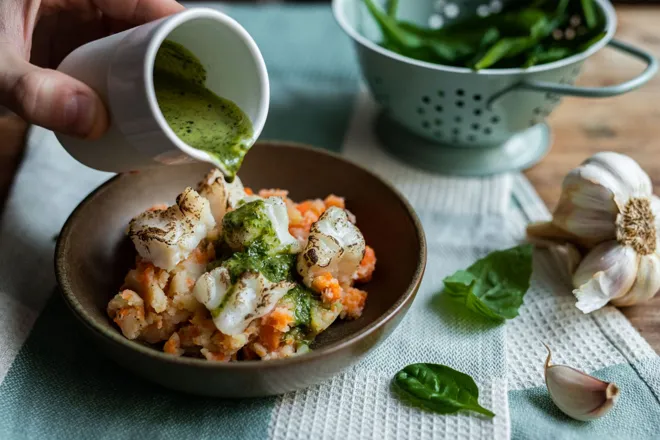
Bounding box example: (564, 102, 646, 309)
(527, 152, 660, 313)
(544, 344, 619, 421)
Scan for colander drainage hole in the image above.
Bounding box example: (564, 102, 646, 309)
(435, 105, 443, 112)
(473, 94, 482, 101)
(434, 118, 443, 126)
(422, 121, 430, 129)
(467, 135, 476, 142)
(471, 123, 480, 131)
(456, 89, 465, 96)
(484, 127, 492, 135)
(474, 109, 482, 116)
(456, 100, 465, 108)
(422, 96, 431, 104)
(533, 107, 542, 115)
(452, 128, 460, 135)
(433, 131, 443, 138)
(491, 116, 500, 124)
(455, 116, 462, 123)
(437, 90, 445, 98)
(417, 107, 425, 115)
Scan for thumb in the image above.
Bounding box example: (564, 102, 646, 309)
(0, 55, 109, 139)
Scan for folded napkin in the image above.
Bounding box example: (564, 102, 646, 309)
(0, 5, 658, 439)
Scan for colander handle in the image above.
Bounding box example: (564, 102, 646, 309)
(491, 39, 658, 103)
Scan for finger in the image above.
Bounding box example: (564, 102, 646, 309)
(0, 54, 108, 139)
(97, 0, 185, 24)
(51, 0, 185, 24)
(109, 0, 185, 23)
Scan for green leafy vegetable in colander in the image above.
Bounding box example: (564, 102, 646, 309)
(363, 0, 607, 70)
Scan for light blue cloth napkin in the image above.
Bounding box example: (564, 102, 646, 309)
(0, 4, 658, 439)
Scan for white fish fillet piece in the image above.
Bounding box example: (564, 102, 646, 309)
(197, 169, 246, 225)
(194, 268, 294, 335)
(129, 187, 216, 270)
(297, 207, 365, 286)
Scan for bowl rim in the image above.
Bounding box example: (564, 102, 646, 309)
(55, 141, 427, 370)
(332, 0, 617, 76)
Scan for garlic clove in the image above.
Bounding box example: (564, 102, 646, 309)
(531, 152, 653, 249)
(583, 152, 653, 204)
(573, 241, 639, 313)
(547, 242, 582, 282)
(536, 167, 618, 248)
(526, 221, 583, 247)
(544, 344, 619, 421)
(562, 166, 618, 214)
(612, 252, 660, 307)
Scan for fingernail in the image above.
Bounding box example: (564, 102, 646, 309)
(63, 92, 107, 139)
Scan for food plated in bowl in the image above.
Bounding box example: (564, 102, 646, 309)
(56, 142, 426, 397)
(108, 167, 377, 362)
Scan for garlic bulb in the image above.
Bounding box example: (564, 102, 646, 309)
(528, 152, 660, 313)
(543, 344, 619, 421)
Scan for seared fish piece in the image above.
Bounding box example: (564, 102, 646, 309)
(129, 188, 215, 270)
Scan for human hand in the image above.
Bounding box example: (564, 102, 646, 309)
(0, 0, 184, 139)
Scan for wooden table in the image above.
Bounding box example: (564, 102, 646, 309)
(1, 5, 660, 351)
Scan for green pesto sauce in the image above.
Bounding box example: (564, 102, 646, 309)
(153, 40, 253, 179)
(222, 200, 280, 252)
(222, 249, 295, 284)
(282, 284, 316, 329)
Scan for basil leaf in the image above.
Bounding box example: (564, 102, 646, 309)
(443, 244, 533, 320)
(393, 363, 495, 418)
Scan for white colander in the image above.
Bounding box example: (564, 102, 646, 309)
(333, 0, 657, 175)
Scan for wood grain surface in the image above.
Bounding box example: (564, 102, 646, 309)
(1, 5, 659, 351)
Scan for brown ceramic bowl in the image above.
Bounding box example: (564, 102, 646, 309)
(55, 141, 426, 397)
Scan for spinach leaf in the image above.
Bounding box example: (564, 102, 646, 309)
(581, 0, 597, 29)
(554, 0, 570, 16)
(398, 24, 501, 65)
(577, 31, 606, 52)
(443, 244, 533, 320)
(472, 37, 534, 70)
(362, 0, 606, 69)
(393, 363, 495, 417)
(386, 0, 398, 17)
(524, 46, 573, 67)
(363, 0, 423, 49)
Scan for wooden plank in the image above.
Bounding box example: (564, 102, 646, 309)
(524, 6, 660, 352)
